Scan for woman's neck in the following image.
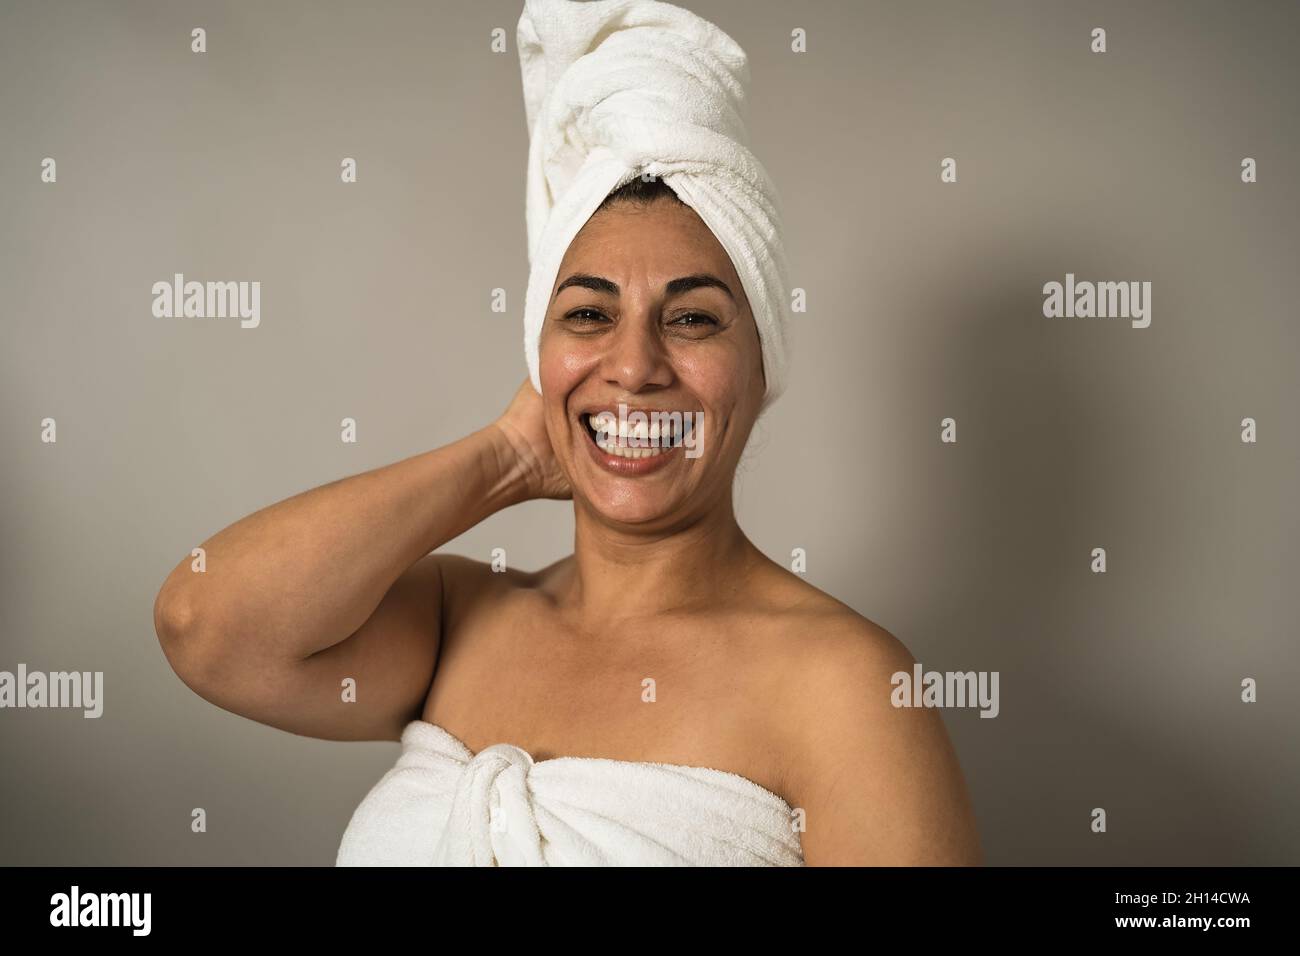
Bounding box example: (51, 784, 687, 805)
(561, 497, 759, 626)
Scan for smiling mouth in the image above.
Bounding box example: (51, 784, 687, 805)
(580, 412, 695, 460)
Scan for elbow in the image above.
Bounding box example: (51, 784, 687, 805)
(153, 579, 219, 689)
(153, 581, 195, 646)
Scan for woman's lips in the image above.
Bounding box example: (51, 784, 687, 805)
(577, 414, 682, 476)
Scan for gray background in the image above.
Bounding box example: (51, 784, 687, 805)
(1, 0, 1296, 865)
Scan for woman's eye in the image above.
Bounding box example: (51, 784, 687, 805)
(565, 308, 609, 323)
(671, 313, 719, 328)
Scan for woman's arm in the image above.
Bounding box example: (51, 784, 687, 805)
(153, 380, 566, 742)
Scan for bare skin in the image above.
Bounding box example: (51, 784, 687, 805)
(154, 196, 982, 866)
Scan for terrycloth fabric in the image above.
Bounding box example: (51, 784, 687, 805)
(336, 720, 804, 866)
(517, 0, 792, 411)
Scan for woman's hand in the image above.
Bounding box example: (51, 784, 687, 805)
(492, 378, 573, 501)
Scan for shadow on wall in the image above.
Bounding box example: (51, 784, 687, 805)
(839, 239, 1281, 864)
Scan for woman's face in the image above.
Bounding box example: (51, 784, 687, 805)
(538, 195, 765, 527)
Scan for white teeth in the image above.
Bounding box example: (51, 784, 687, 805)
(585, 412, 680, 458)
(595, 433, 667, 458)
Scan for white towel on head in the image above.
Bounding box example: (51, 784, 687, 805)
(516, 0, 791, 411)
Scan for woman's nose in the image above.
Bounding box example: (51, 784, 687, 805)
(599, 313, 673, 393)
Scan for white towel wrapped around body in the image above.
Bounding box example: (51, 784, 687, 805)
(517, 0, 792, 410)
(336, 720, 805, 866)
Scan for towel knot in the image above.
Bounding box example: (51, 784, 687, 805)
(452, 743, 546, 866)
(467, 742, 533, 780)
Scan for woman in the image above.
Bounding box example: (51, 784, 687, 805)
(153, 175, 981, 866)
(153, 0, 981, 866)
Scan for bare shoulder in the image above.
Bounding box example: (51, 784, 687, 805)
(434, 552, 562, 606)
(753, 566, 983, 866)
(746, 559, 912, 677)
(431, 552, 573, 639)
(435, 551, 543, 588)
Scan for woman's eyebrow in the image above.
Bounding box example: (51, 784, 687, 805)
(553, 272, 735, 302)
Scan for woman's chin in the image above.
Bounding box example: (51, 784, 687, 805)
(577, 485, 689, 527)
